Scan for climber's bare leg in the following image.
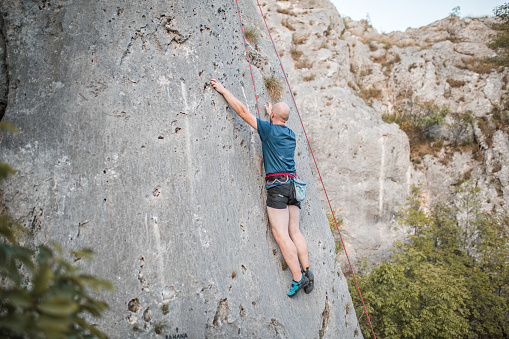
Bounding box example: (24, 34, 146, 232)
(288, 205, 309, 270)
(267, 206, 302, 281)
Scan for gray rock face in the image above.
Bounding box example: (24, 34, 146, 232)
(0, 13, 8, 120)
(0, 0, 362, 338)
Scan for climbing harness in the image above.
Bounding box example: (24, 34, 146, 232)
(265, 173, 292, 186)
(264, 173, 306, 201)
(266, 172, 294, 178)
(266, 176, 290, 186)
(233, 1, 377, 338)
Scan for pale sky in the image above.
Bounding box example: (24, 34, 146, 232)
(330, 0, 504, 33)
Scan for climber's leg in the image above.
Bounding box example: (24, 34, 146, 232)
(267, 206, 303, 282)
(288, 205, 309, 270)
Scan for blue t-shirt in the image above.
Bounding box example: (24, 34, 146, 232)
(257, 118, 296, 189)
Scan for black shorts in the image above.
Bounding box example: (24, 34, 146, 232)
(266, 182, 301, 209)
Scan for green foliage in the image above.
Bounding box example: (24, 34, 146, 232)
(0, 123, 18, 183)
(0, 125, 113, 338)
(414, 102, 448, 136)
(495, 3, 509, 24)
(0, 122, 18, 134)
(449, 6, 461, 17)
(0, 224, 113, 338)
(447, 110, 474, 146)
(488, 3, 509, 66)
(161, 303, 170, 315)
(328, 208, 344, 254)
(478, 103, 509, 148)
(154, 321, 168, 334)
(349, 182, 509, 338)
(382, 101, 448, 149)
(492, 103, 509, 126)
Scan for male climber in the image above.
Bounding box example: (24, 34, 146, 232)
(210, 78, 314, 297)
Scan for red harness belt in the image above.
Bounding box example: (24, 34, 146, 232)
(265, 172, 294, 178)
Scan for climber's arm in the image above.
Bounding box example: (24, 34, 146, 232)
(210, 79, 257, 130)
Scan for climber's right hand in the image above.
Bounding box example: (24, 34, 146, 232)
(210, 79, 227, 94)
(264, 102, 272, 116)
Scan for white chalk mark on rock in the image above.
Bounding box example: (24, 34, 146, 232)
(379, 135, 386, 217)
(151, 216, 166, 290)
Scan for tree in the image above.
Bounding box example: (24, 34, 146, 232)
(350, 182, 509, 338)
(450, 6, 461, 17)
(489, 3, 509, 66)
(0, 122, 113, 338)
(383, 101, 448, 149)
(447, 111, 473, 146)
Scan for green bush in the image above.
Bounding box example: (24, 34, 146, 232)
(448, 111, 474, 146)
(382, 101, 448, 148)
(350, 183, 509, 338)
(328, 208, 344, 254)
(488, 3, 509, 66)
(0, 123, 113, 338)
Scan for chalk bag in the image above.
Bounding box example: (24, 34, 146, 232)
(294, 177, 307, 202)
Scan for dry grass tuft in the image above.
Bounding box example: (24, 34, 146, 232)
(382, 54, 401, 75)
(359, 68, 373, 77)
(456, 57, 497, 74)
(290, 48, 303, 60)
(446, 78, 466, 88)
(372, 52, 387, 64)
(244, 27, 258, 45)
(348, 81, 358, 91)
(363, 36, 416, 49)
(295, 60, 313, 69)
(292, 34, 307, 45)
(303, 74, 316, 82)
(264, 75, 284, 101)
(360, 87, 382, 101)
(281, 18, 295, 31)
(277, 8, 297, 16)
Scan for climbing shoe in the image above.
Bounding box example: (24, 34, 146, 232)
(303, 268, 314, 294)
(287, 274, 309, 297)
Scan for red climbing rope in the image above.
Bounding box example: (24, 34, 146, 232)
(234, 0, 266, 176)
(235, 1, 378, 337)
(234, 0, 261, 119)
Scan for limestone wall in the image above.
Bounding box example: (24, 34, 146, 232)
(0, 1, 361, 338)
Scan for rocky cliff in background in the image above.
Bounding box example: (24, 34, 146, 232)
(261, 0, 508, 267)
(0, 1, 361, 338)
(261, 0, 411, 264)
